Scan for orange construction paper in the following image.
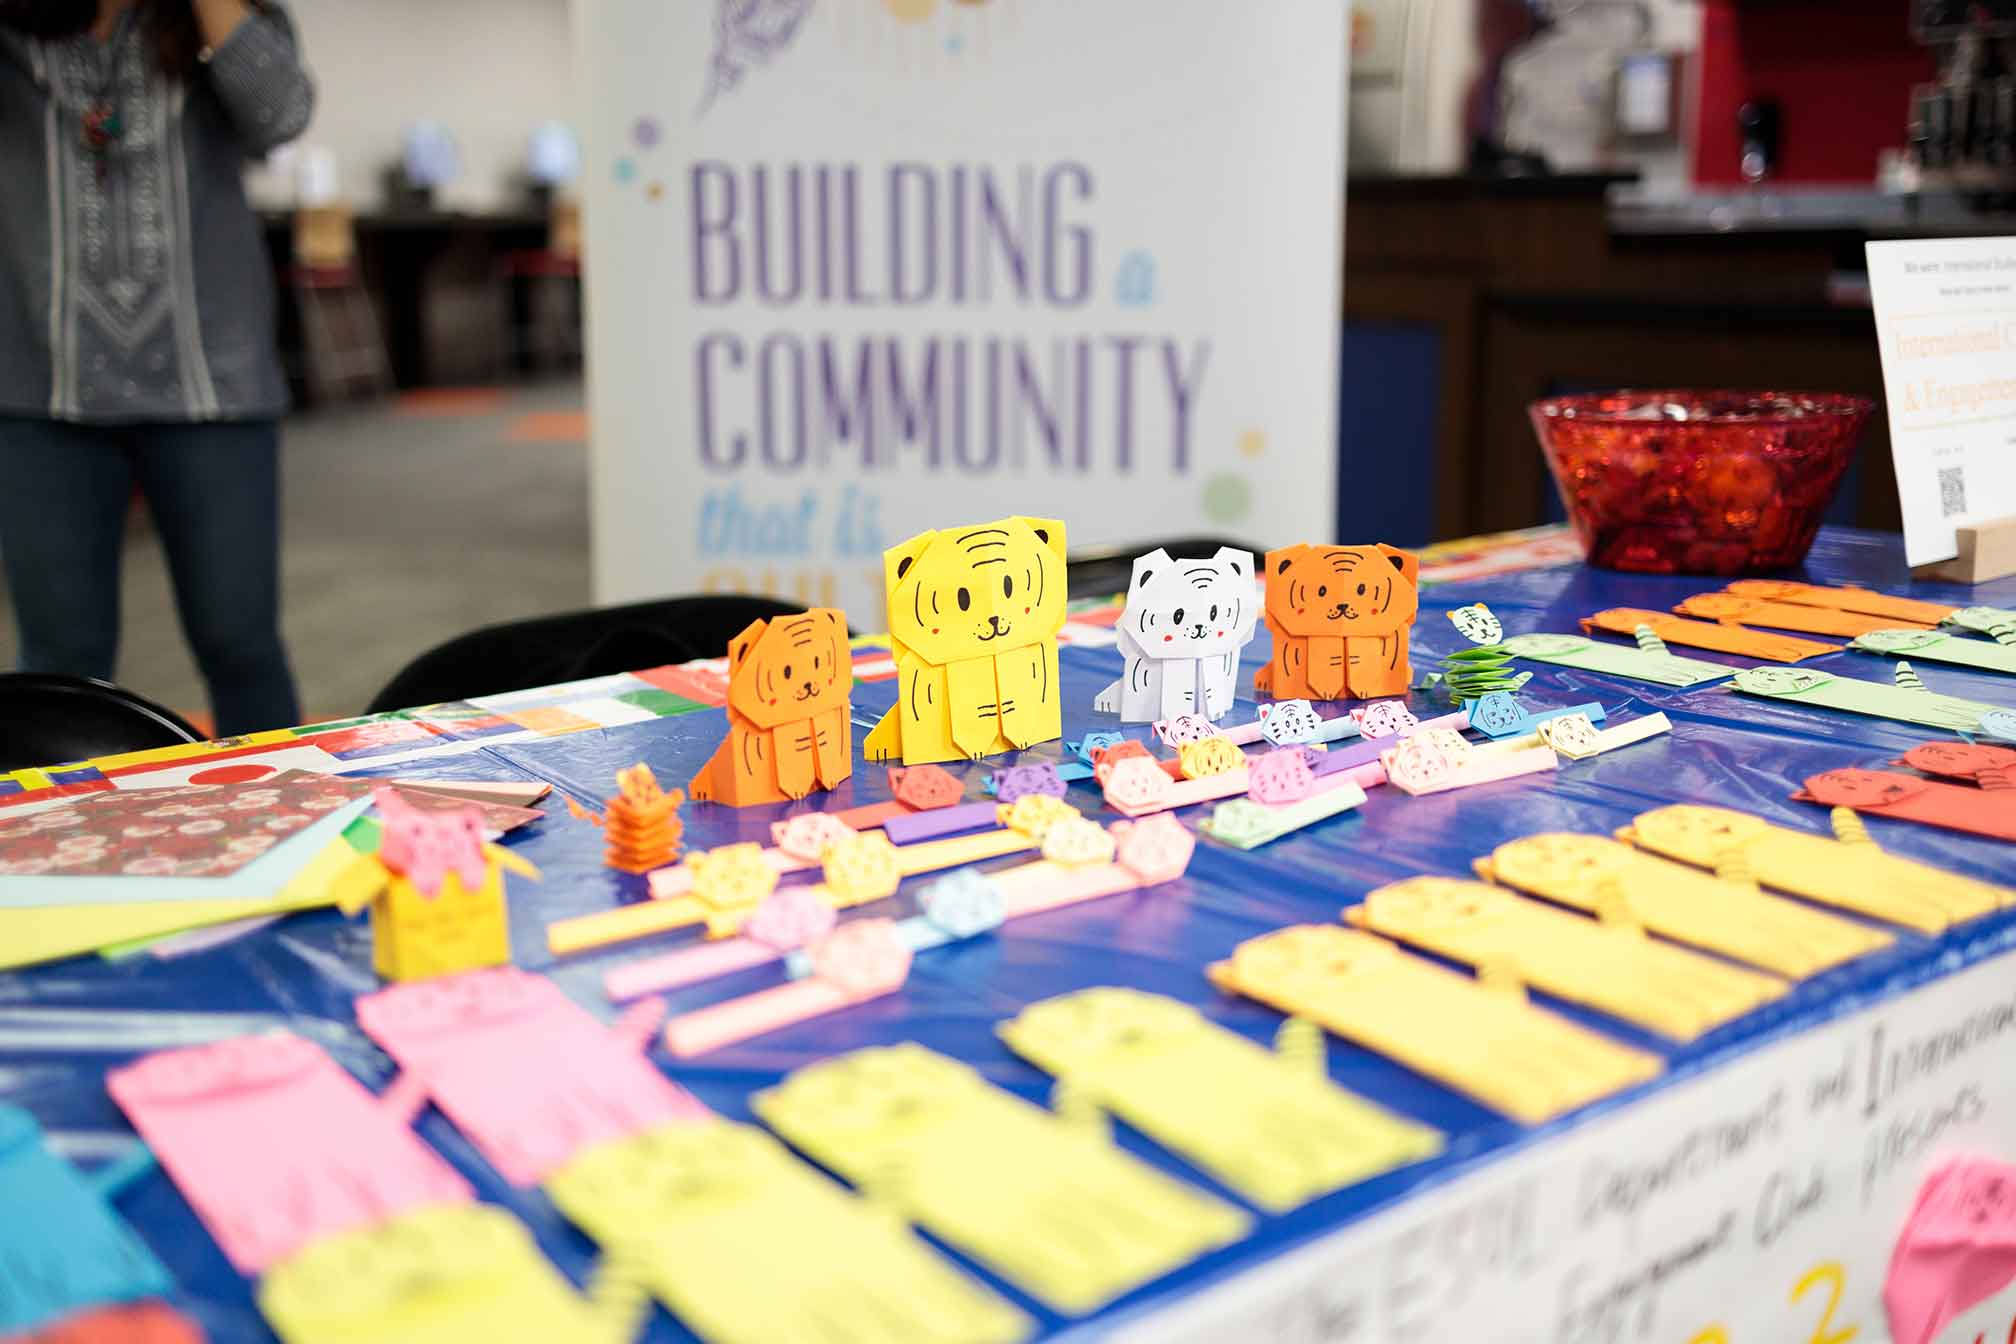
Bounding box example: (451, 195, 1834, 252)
(1795, 769, 2016, 843)
(690, 610, 853, 806)
(1675, 594, 1934, 637)
(1724, 579, 1956, 626)
(1581, 608, 1840, 663)
(1255, 545, 1420, 701)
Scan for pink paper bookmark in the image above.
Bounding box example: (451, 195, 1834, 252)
(663, 919, 913, 1057)
(105, 1032, 471, 1273)
(356, 967, 711, 1186)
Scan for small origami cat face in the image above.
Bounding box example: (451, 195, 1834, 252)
(1257, 699, 1323, 746)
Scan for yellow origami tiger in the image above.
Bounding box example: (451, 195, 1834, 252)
(864, 516, 1068, 765)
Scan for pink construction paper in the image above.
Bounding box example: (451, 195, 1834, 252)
(105, 1032, 471, 1273)
(355, 967, 711, 1186)
(1885, 1157, 2016, 1344)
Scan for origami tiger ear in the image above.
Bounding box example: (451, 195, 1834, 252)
(1014, 516, 1068, 567)
(725, 618, 769, 672)
(1376, 543, 1420, 585)
(1211, 547, 1251, 576)
(884, 529, 937, 591)
(1270, 548, 1297, 576)
(1130, 549, 1175, 591)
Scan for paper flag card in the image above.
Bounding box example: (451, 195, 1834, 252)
(1722, 579, 1955, 626)
(863, 517, 1068, 765)
(753, 1044, 1250, 1314)
(1729, 666, 2002, 734)
(259, 1203, 608, 1344)
(547, 1120, 1031, 1344)
(1674, 593, 1929, 637)
(1580, 608, 1841, 663)
(1895, 740, 2016, 785)
(1094, 547, 1258, 722)
(1346, 877, 1786, 1040)
(689, 610, 852, 805)
(105, 1032, 472, 1273)
(356, 967, 711, 1185)
(0, 1106, 170, 1335)
(1255, 544, 1421, 700)
(1207, 926, 1663, 1124)
(998, 989, 1442, 1212)
(1883, 1156, 2016, 1344)
(1794, 769, 2016, 842)
(1946, 605, 2016, 644)
(1852, 628, 2016, 676)
(1477, 833, 1892, 977)
(1620, 804, 2009, 933)
(1499, 634, 1733, 687)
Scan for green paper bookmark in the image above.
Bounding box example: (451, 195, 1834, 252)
(1945, 606, 2016, 646)
(1499, 634, 1734, 688)
(1853, 629, 2016, 677)
(1730, 667, 2001, 733)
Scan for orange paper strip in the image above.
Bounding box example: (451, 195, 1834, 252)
(1724, 580, 1956, 626)
(1581, 608, 1840, 663)
(1673, 594, 1934, 637)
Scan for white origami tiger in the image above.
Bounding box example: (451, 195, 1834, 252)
(1095, 547, 1259, 722)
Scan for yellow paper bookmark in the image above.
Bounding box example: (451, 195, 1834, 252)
(752, 1043, 1251, 1315)
(547, 1120, 1030, 1344)
(1620, 804, 2009, 934)
(1207, 925, 1662, 1124)
(259, 1203, 611, 1344)
(1475, 833, 1893, 977)
(1346, 877, 1786, 1040)
(997, 988, 1442, 1212)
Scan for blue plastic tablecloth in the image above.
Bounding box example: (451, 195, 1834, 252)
(4, 528, 2015, 1343)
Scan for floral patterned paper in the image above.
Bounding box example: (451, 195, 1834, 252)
(0, 780, 360, 879)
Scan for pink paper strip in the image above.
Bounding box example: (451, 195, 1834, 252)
(1315, 710, 1470, 772)
(604, 936, 782, 1001)
(663, 979, 855, 1057)
(105, 1032, 472, 1273)
(356, 968, 711, 1185)
(829, 800, 911, 830)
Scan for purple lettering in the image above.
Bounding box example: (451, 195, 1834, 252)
(1163, 339, 1210, 473)
(757, 334, 808, 468)
(690, 162, 739, 304)
(889, 163, 937, 305)
(819, 337, 878, 467)
(752, 165, 804, 305)
(1109, 335, 1143, 471)
(1043, 163, 1093, 306)
(883, 338, 940, 466)
(696, 332, 745, 469)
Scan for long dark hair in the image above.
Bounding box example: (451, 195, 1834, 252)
(0, 1, 259, 77)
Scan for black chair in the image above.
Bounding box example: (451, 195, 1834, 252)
(1065, 536, 1269, 599)
(366, 594, 825, 715)
(0, 673, 205, 772)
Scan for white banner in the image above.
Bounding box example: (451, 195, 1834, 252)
(572, 0, 1347, 617)
(1100, 946, 2016, 1344)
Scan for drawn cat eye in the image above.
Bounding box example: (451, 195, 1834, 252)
(784, 665, 793, 680)
(1357, 583, 1366, 596)
(957, 588, 971, 611)
(1173, 608, 1185, 625)
(1318, 586, 1327, 597)
(813, 656, 821, 669)
(1003, 575, 1014, 598)
(1209, 605, 1218, 620)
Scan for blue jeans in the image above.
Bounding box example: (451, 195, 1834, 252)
(0, 417, 300, 735)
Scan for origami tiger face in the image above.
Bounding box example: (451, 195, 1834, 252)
(883, 517, 1068, 668)
(1263, 545, 1420, 641)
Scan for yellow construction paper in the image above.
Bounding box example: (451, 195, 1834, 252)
(1621, 804, 2009, 934)
(1348, 877, 1786, 1040)
(0, 836, 379, 972)
(997, 988, 1443, 1212)
(753, 1043, 1250, 1315)
(1207, 925, 1663, 1124)
(547, 1120, 1029, 1344)
(1477, 833, 1893, 978)
(258, 1203, 609, 1344)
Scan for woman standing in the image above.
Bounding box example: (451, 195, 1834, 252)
(0, 0, 311, 734)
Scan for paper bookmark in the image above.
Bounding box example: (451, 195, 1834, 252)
(1794, 769, 2016, 842)
(1500, 633, 1733, 687)
(1383, 728, 1556, 796)
(981, 735, 1139, 796)
(1487, 712, 1671, 761)
(1675, 593, 1930, 637)
(1306, 709, 1474, 771)
(1581, 608, 1841, 662)
(661, 917, 911, 1055)
(1099, 754, 1250, 817)
(1620, 804, 2009, 933)
(753, 1044, 1250, 1314)
(1201, 780, 1368, 849)
(1729, 666, 2001, 734)
(1894, 740, 2016, 785)
(1346, 877, 1786, 1040)
(1206, 925, 1662, 1123)
(998, 989, 1441, 1211)
(1221, 699, 1361, 748)
(259, 1203, 610, 1344)
(650, 810, 854, 899)
(547, 1120, 1030, 1344)
(1464, 692, 1608, 740)
(1722, 579, 1955, 626)
(1852, 628, 2016, 676)
(0, 1106, 169, 1334)
(105, 1032, 471, 1273)
(356, 967, 710, 1185)
(1477, 833, 1891, 977)
(1946, 605, 2016, 644)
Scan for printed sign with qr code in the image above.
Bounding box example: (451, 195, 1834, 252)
(1940, 466, 1969, 517)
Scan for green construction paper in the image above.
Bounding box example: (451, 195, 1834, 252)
(1853, 629, 2016, 676)
(615, 688, 705, 716)
(1730, 667, 2000, 733)
(1946, 606, 2016, 642)
(1500, 634, 1733, 688)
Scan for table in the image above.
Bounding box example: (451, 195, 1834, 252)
(5, 527, 2015, 1344)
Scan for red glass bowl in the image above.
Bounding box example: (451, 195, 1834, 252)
(1529, 390, 1875, 575)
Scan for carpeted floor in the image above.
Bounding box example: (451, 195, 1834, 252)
(0, 381, 591, 729)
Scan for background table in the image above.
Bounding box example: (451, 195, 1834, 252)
(5, 528, 2015, 1343)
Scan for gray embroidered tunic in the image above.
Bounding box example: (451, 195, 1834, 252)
(0, 8, 313, 423)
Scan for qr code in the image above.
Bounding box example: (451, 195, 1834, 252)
(1940, 466, 1968, 517)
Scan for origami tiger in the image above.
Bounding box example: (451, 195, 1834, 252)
(690, 609, 853, 805)
(864, 517, 1068, 765)
(1255, 544, 1420, 701)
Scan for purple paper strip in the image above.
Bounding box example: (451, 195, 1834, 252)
(883, 801, 1001, 845)
(1316, 710, 1472, 772)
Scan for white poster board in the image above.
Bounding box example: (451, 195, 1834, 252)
(572, 0, 1347, 619)
(1866, 236, 2016, 567)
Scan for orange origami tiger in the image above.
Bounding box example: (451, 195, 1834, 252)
(1255, 544, 1420, 700)
(689, 609, 853, 806)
